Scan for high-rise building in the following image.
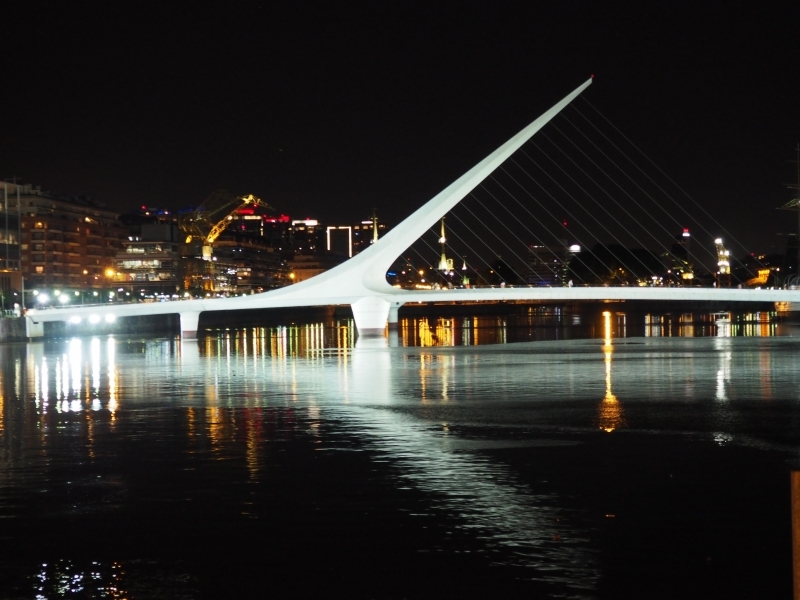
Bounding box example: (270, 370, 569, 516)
(527, 243, 580, 286)
(112, 223, 182, 297)
(669, 228, 694, 283)
(352, 218, 388, 255)
(7, 183, 126, 299)
(289, 219, 325, 255)
(0, 183, 22, 312)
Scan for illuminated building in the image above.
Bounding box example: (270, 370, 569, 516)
(117, 201, 292, 295)
(213, 231, 290, 291)
(228, 207, 292, 250)
(0, 182, 22, 309)
(112, 223, 182, 296)
(294, 215, 388, 282)
(9, 182, 126, 295)
(714, 237, 731, 287)
(668, 228, 694, 285)
(179, 199, 292, 293)
(352, 218, 388, 254)
(527, 242, 579, 286)
(289, 219, 325, 255)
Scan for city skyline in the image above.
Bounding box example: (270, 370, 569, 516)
(2, 2, 799, 257)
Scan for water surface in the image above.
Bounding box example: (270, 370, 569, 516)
(0, 316, 797, 598)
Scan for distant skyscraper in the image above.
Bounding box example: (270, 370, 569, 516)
(668, 228, 694, 283)
(527, 242, 580, 286)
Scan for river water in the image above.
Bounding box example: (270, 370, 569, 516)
(0, 310, 797, 598)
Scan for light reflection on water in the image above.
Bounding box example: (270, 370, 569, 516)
(1, 315, 800, 596)
(180, 309, 791, 357)
(598, 311, 625, 433)
(397, 309, 786, 347)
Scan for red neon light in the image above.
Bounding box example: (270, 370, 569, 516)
(264, 214, 290, 223)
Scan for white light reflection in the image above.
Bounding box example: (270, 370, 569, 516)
(343, 342, 596, 589)
(107, 338, 118, 416)
(91, 338, 100, 398)
(714, 337, 732, 402)
(41, 356, 49, 410)
(56, 356, 66, 400)
(69, 338, 82, 398)
(714, 312, 732, 338)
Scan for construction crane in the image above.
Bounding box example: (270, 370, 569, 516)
(180, 192, 275, 260)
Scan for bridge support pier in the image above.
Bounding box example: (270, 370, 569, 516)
(25, 317, 44, 339)
(180, 311, 201, 339)
(351, 296, 390, 337)
(388, 301, 403, 330)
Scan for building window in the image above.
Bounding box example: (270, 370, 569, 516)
(35, 266, 44, 273)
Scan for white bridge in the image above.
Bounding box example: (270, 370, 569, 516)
(24, 79, 800, 338)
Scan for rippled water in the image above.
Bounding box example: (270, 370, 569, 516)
(0, 316, 798, 598)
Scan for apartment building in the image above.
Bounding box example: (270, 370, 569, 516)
(7, 183, 126, 292)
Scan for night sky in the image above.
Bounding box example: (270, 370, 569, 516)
(2, 2, 799, 257)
